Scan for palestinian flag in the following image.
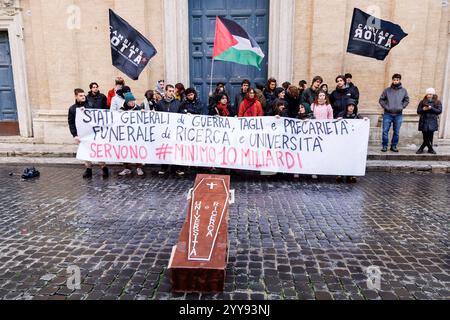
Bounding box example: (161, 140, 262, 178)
(213, 16, 265, 70)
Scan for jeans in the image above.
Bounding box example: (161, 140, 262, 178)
(382, 114, 403, 148)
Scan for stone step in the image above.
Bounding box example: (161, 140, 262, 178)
(1, 158, 449, 174)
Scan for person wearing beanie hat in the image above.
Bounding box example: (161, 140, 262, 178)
(416, 88, 442, 154)
(124, 92, 136, 105)
(337, 99, 361, 119)
(118, 91, 145, 177)
(426, 88, 436, 96)
(336, 99, 369, 184)
(121, 92, 142, 111)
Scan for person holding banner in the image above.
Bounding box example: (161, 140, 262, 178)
(297, 104, 315, 121)
(310, 90, 333, 180)
(270, 87, 287, 115)
(273, 100, 289, 118)
(238, 88, 264, 117)
(379, 74, 410, 153)
(209, 93, 232, 117)
(118, 92, 146, 177)
(68, 88, 109, 179)
(416, 88, 442, 155)
(336, 100, 366, 183)
(156, 85, 184, 176)
(179, 88, 205, 115)
(311, 91, 334, 120)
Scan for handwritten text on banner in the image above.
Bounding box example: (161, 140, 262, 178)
(76, 110, 370, 176)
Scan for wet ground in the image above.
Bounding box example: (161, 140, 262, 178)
(0, 165, 448, 300)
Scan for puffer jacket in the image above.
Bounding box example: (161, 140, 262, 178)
(417, 99, 442, 132)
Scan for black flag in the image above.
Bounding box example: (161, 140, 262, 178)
(109, 9, 157, 80)
(347, 8, 408, 61)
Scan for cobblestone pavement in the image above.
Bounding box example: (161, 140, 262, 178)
(0, 165, 448, 300)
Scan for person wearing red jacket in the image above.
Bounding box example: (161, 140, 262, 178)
(238, 88, 264, 117)
(106, 77, 125, 108)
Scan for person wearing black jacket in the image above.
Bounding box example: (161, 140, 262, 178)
(208, 82, 226, 107)
(416, 88, 443, 155)
(86, 82, 107, 110)
(330, 75, 358, 119)
(285, 85, 301, 118)
(336, 100, 368, 183)
(209, 93, 233, 117)
(68, 88, 109, 179)
(345, 73, 360, 106)
(234, 79, 250, 116)
(156, 85, 184, 176)
(179, 88, 205, 115)
(263, 78, 277, 114)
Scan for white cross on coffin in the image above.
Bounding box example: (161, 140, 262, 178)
(207, 182, 217, 190)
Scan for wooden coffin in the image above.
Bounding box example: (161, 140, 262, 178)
(168, 174, 231, 293)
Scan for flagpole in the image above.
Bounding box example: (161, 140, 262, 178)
(209, 58, 215, 96)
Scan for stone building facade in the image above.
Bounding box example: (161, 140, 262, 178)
(1, 0, 449, 145)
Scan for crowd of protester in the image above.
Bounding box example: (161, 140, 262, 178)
(68, 74, 443, 181)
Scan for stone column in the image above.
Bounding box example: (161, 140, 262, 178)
(440, 41, 450, 139)
(268, 0, 295, 82)
(163, 0, 189, 86)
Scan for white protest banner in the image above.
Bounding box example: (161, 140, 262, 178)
(76, 110, 370, 176)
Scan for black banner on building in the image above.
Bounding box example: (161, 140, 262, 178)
(109, 9, 157, 80)
(347, 8, 408, 61)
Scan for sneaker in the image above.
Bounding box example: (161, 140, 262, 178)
(102, 167, 109, 178)
(118, 169, 132, 176)
(136, 168, 145, 176)
(381, 146, 388, 152)
(176, 170, 185, 176)
(428, 149, 437, 155)
(390, 146, 399, 153)
(83, 168, 93, 179)
(293, 174, 300, 179)
(311, 175, 318, 180)
(158, 170, 166, 175)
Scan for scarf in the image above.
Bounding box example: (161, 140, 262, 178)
(164, 95, 174, 103)
(216, 102, 230, 117)
(241, 97, 257, 117)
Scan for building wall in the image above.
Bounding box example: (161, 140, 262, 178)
(293, 0, 450, 145)
(19, 0, 166, 143)
(1, 0, 449, 144)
